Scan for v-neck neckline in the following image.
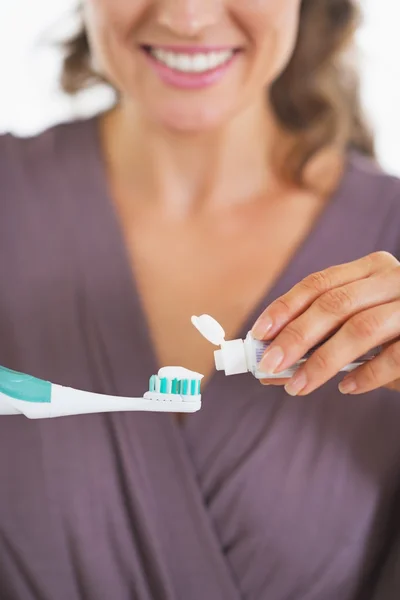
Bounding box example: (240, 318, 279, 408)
(84, 115, 355, 394)
(55, 116, 359, 599)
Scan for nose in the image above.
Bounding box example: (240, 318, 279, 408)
(157, 0, 223, 37)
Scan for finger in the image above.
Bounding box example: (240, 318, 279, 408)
(260, 378, 290, 386)
(258, 268, 400, 376)
(283, 300, 400, 396)
(339, 340, 400, 394)
(252, 252, 398, 341)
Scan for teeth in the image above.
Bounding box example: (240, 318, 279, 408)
(150, 49, 234, 73)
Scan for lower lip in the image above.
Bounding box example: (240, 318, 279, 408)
(142, 50, 238, 90)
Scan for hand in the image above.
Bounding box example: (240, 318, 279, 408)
(251, 252, 400, 396)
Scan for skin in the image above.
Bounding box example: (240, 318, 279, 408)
(252, 252, 400, 395)
(84, 0, 301, 131)
(83, 0, 400, 396)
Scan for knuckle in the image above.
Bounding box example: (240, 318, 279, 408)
(386, 343, 400, 370)
(282, 323, 308, 346)
(346, 311, 381, 340)
(300, 270, 332, 294)
(317, 287, 354, 316)
(310, 349, 330, 372)
(361, 360, 382, 387)
(273, 297, 292, 318)
(369, 251, 398, 268)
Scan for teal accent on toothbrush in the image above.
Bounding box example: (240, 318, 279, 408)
(0, 366, 51, 403)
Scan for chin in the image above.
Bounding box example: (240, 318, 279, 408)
(143, 97, 238, 134)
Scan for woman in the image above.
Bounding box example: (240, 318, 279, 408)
(1, 0, 400, 598)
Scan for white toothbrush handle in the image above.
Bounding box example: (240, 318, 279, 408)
(0, 387, 201, 418)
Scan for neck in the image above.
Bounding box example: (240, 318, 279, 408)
(99, 97, 282, 216)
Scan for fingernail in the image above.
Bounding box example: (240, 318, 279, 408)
(339, 377, 357, 394)
(285, 372, 308, 396)
(252, 316, 273, 340)
(260, 380, 270, 386)
(259, 346, 285, 374)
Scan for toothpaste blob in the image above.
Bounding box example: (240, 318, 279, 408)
(158, 366, 204, 380)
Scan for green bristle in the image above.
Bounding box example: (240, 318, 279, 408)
(150, 376, 200, 396)
(171, 379, 179, 394)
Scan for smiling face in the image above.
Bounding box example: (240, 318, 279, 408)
(83, 0, 302, 131)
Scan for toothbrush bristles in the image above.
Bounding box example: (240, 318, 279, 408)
(148, 375, 201, 396)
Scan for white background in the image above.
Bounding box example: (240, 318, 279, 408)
(0, 0, 399, 175)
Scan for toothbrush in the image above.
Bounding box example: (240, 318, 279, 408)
(0, 365, 203, 419)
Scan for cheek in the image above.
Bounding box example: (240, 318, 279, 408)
(236, 0, 301, 85)
(83, 0, 147, 83)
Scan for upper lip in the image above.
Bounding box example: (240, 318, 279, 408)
(141, 45, 241, 54)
